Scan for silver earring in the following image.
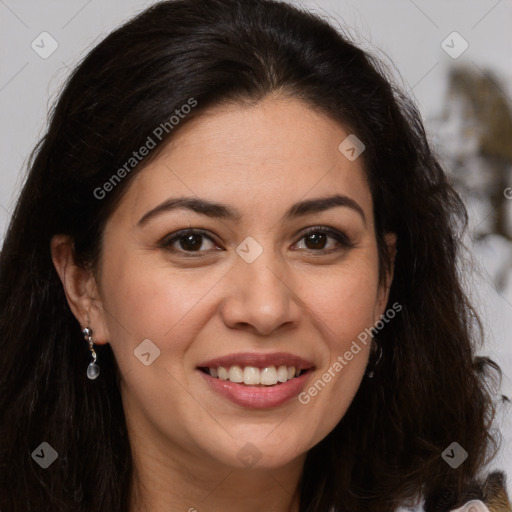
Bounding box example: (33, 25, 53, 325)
(367, 343, 383, 379)
(82, 327, 100, 380)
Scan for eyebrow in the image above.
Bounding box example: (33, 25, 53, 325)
(137, 193, 366, 227)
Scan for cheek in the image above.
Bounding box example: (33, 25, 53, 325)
(292, 262, 378, 434)
(96, 247, 226, 373)
(298, 260, 381, 343)
(97, 250, 224, 437)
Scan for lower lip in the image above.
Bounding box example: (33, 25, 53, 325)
(198, 370, 312, 409)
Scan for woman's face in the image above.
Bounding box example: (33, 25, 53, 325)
(91, 95, 394, 470)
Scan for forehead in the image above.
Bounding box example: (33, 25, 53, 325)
(113, 96, 374, 227)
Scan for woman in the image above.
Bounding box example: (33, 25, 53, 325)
(0, 0, 509, 511)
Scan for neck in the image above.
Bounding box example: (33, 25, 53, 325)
(129, 446, 304, 512)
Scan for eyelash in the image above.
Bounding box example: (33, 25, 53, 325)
(160, 226, 354, 257)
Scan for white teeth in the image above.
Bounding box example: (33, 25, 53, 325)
(260, 366, 278, 385)
(243, 366, 260, 385)
(229, 365, 244, 383)
(208, 365, 302, 385)
(277, 365, 288, 382)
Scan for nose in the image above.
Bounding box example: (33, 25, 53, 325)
(219, 248, 302, 336)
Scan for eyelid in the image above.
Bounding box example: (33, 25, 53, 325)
(293, 226, 355, 251)
(159, 228, 220, 253)
(161, 227, 215, 241)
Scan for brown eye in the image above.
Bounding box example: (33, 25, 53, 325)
(161, 229, 218, 255)
(178, 233, 206, 251)
(294, 227, 353, 253)
(303, 232, 328, 250)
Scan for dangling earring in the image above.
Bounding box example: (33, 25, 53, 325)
(82, 327, 100, 380)
(367, 343, 383, 379)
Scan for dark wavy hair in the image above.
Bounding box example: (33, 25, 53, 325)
(0, 0, 505, 511)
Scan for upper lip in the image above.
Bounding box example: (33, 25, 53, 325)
(197, 352, 315, 370)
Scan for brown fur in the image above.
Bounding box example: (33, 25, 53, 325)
(482, 472, 512, 512)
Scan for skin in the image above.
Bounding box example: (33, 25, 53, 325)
(51, 94, 396, 512)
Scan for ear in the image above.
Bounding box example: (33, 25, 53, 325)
(50, 234, 110, 344)
(375, 232, 397, 319)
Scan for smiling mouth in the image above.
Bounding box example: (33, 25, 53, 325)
(198, 365, 308, 386)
